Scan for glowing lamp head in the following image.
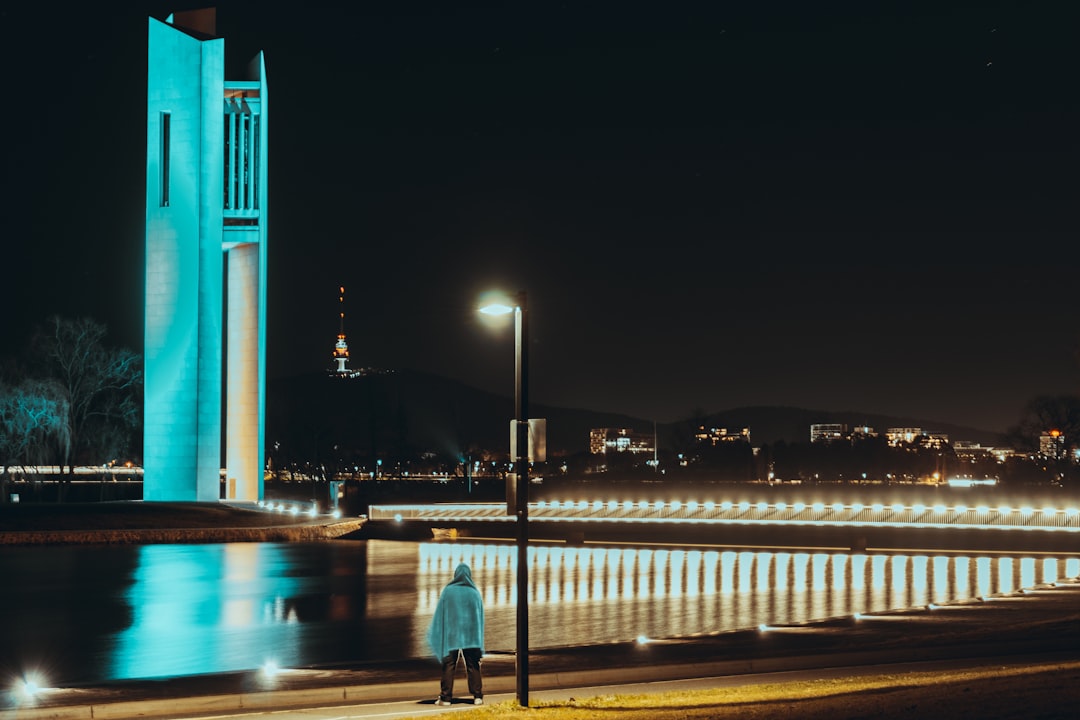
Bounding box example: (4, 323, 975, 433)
(479, 303, 515, 316)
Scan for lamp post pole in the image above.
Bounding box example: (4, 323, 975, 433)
(512, 290, 529, 707)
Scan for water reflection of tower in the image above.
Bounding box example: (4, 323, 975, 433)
(332, 285, 350, 374)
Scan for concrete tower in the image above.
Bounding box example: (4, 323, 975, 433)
(332, 286, 350, 374)
(144, 9, 268, 502)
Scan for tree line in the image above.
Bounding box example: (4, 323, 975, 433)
(0, 316, 141, 480)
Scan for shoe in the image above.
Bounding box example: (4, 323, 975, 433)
(474, 697, 484, 705)
(435, 698, 451, 706)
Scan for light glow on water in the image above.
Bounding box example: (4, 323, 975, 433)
(4, 541, 1080, 688)
(409, 542, 1080, 660)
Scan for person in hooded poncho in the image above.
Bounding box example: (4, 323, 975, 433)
(427, 563, 485, 705)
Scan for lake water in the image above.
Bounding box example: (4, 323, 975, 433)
(1, 539, 1076, 685)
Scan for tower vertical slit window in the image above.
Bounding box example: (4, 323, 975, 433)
(160, 112, 170, 207)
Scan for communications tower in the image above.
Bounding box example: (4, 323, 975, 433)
(332, 286, 350, 374)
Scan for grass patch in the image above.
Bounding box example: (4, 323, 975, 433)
(411, 660, 1080, 719)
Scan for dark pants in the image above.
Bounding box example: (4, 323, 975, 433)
(440, 647, 482, 700)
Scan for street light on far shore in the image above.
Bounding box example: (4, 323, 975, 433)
(478, 290, 530, 707)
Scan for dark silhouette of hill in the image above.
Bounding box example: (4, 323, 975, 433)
(266, 368, 649, 463)
(266, 369, 1005, 463)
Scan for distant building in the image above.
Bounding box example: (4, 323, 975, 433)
(590, 428, 655, 455)
(885, 427, 949, 448)
(1040, 430, 1066, 460)
(810, 424, 847, 443)
(953, 441, 993, 461)
(885, 427, 923, 445)
(696, 426, 751, 445)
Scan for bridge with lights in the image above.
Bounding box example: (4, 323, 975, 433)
(363, 498, 1080, 553)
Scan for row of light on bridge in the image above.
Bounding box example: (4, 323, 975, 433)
(534, 499, 1080, 518)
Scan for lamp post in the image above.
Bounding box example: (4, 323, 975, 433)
(479, 290, 529, 706)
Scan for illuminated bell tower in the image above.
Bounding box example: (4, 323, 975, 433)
(333, 286, 350, 374)
(144, 9, 268, 502)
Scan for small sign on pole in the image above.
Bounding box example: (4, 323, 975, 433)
(510, 419, 547, 462)
(505, 472, 518, 516)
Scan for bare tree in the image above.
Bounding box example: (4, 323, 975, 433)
(1006, 395, 1080, 453)
(32, 316, 141, 473)
(0, 378, 69, 486)
(1005, 395, 1080, 488)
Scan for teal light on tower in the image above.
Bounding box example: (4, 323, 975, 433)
(144, 9, 268, 502)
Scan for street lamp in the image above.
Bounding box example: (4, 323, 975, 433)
(478, 290, 529, 707)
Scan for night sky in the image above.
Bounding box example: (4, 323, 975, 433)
(2, 2, 1077, 434)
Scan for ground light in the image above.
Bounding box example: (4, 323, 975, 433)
(13, 673, 47, 703)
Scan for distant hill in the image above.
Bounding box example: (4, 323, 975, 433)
(266, 369, 1005, 461)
